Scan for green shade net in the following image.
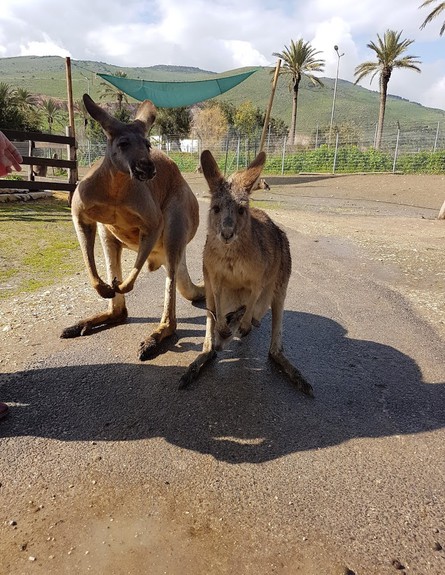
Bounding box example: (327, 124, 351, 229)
(97, 69, 258, 108)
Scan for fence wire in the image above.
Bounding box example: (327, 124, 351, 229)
(76, 123, 445, 175)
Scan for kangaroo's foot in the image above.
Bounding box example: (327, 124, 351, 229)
(179, 350, 217, 389)
(139, 323, 178, 361)
(269, 349, 314, 397)
(60, 308, 128, 339)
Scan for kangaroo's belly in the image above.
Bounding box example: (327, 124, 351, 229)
(102, 223, 165, 266)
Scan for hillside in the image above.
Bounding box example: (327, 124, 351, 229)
(1, 55, 444, 142)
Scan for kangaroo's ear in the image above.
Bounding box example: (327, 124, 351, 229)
(83, 93, 123, 137)
(200, 150, 224, 192)
(232, 151, 266, 194)
(134, 100, 157, 133)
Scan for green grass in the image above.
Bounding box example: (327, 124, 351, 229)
(0, 196, 82, 299)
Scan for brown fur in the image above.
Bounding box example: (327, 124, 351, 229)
(179, 150, 313, 396)
(61, 94, 205, 360)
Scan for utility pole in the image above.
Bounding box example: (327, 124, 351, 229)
(328, 45, 344, 146)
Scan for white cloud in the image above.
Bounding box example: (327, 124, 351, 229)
(223, 41, 270, 68)
(20, 34, 70, 58)
(0, 0, 444, 109)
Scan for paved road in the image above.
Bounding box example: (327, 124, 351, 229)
(1, 195, 444, 575)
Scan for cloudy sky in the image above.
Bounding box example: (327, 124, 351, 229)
(1, 0, 444, 109)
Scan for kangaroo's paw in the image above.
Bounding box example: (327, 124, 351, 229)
(96, 283, 115, 299)
(238, 322, 252, 338)
(112, 277, 134, 294)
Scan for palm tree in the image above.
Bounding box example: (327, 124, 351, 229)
(14, 88, 36, 110)
(38, 98, 66, 133)
(354, 30, 421, 150)
(420, 1, 445, 35)
(99, 71, 129, 111)
(273, 39, 325, 146)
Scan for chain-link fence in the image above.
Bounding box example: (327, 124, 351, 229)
(76, 122, 445, 175)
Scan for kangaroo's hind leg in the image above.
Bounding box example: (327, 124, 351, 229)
(61, 225, 128, 338)
(139, 219, 183, 360)
(268, 288, 313, 397)
(179, 269, 217, 388)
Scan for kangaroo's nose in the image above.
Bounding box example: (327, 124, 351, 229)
(221, 229, 234, 242)
(132, 160, 156, 181)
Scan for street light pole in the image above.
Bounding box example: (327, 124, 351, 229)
(328, 45, 344, 146)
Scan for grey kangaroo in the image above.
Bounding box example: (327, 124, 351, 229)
(179, 150, 313, 396)
(61, 94, 205, 360)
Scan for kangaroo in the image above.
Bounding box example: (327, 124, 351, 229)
(252, 177, 271, 191)
(179, 150, 313, 396)
(61, 94, 205, 360)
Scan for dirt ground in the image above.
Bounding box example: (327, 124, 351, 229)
(1, 171, 444, 575)
(2, 171, 444, 372)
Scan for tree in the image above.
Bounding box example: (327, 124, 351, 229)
(273, 39, 325, 146)
(14, 88, 40, 128)
(233, 101, 260, 139)
(354, 30, 421, 150)
(37, 98, 67, 133)
(420, 1, 445, 35)
(0, 82, 40, 130)
(99, 71, 129, 111)
(155, 107, 191, 149)
(192, 105, 228, 149)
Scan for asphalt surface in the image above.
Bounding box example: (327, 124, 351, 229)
(1, 191, 445, 575)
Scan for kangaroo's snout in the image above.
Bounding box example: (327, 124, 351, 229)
(220, 230, 235, 243)
(131, 159, 156, 181)
(220, 216, 236, 243)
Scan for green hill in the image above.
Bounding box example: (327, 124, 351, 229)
(1, 55, 444, 142)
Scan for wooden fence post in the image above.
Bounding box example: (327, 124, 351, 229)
(66, 125, 78, 185)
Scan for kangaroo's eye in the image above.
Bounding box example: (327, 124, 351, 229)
(145, 139, 151, 150)
(238, 206, 245, 215)
(118, 140, 129, 149)
(212, 205, 221, 214)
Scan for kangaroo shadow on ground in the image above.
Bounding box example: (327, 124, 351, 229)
(1, 312, 444, 464)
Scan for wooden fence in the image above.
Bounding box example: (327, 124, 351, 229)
(0, 128, 78, 195)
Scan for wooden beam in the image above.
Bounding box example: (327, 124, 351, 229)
(0, 180, 76, 192)
(1, 129, 75, 146)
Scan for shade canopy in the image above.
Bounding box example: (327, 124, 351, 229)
(97, 69, 258, 108)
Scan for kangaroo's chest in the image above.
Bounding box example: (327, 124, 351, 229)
(87, 201, 163, 250)
(206, 245, 258, 289)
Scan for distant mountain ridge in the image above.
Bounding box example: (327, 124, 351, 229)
(1, 55, 444, 140)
